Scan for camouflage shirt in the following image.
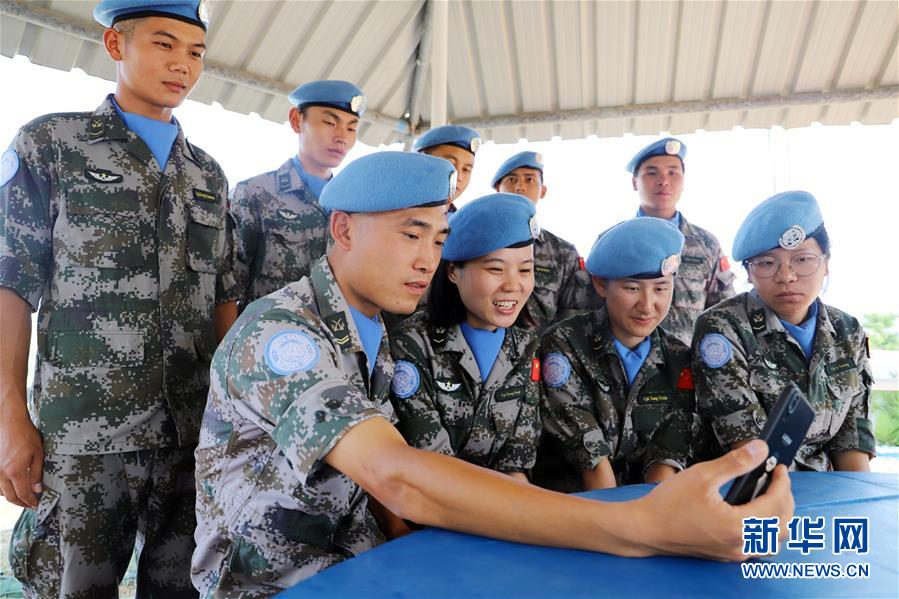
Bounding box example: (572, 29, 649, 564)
(193, 256, 398, 595)
(230, 157, 329, 310)
(535, 307, 699, 490)
(528, 228, 596, 331)
(0, 95, 236, 454)
(660, 214, 736, 345)
(388, 312, 541, 473)
(693, 291, 875, 471)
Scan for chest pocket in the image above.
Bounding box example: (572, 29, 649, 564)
(821, 369, 860, 437)
(187, 205, 223, 274)
(672, 256, 709, 311)
(490, 385, 525, 440)
(631, 392, 671, 434)
(262, 208, 327, 275)
(435, 386, 475, 429)
(61, 187, 143, 268)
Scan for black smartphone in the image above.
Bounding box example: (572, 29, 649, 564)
(724, 383, 815, 505)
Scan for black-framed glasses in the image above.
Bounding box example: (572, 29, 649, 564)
(745, 253, 825, 278)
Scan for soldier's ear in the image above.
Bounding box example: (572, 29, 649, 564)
(539, 185, 547, 200)
(103, 28, 124, 61)
(631, 176, 638, 192)
(591, 276, 608, 298)
(288, 108, 303, 134)
(329, 210, 353, 250)
(447, 263, 461, 285)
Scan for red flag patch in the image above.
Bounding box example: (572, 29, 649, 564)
(677, 367, 694, 390)
(531, 358, 541, 381)
(719, 256, 731, 272)
(578, 257, 586, 271)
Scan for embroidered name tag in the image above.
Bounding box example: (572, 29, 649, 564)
(495, 386, 524, 402)
(637, 392, 671, 405)
(534, 265, 553, 275)
(680, 255, 705, 265)
(192, 188, 218, 203)
(825, 357, 856, 377)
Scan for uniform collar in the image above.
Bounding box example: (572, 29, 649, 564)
(432, 320, 534, 389)
(309, 256, 367, 355)
(746, 291, 835, 337)
(592, 307, 665, 368)
(275, 157, 307, 194)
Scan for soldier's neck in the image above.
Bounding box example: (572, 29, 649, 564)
(113, 89, 174, 123)
(296, 151, 332, 180)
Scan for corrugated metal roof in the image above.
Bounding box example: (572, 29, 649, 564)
(1, 0, 896, 146)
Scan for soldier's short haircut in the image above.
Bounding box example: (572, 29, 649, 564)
(112, 20, 137, 37)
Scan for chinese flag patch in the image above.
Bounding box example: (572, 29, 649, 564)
(578, 257, 586, 271)
(719, 256, 731, 271)
(531, 358, 541, 381)
(677, 367, 694, 390)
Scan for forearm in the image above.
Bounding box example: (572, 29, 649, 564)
(214, 300, 238, 343)
(830, 449, 870, 472)
(581, 458, 616, 490)
(0, 288, 31, 413)
(645, 463, 677, 484)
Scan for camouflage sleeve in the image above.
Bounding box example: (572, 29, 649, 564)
(494, 366, 542, 474)
(557, 247, 597, 316)
(388, 329, 455, 457)
(825, 327, 876, 457)
(692, 312, 765, 449)
(228, 315, 386, 485)
(0, 127, 54, 310)
(540, 333, 612, 471)
(215, 178, 240, 304)
(705, 242, 736, 308)
(229, 181, 258, 304)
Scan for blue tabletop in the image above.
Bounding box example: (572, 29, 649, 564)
(283, 472, 898, 598)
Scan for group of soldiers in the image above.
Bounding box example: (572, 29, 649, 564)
(0, 1, 872, 598)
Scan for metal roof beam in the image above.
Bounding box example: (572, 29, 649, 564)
(451, 86, 899, 130)
(405, 0, 434, 146)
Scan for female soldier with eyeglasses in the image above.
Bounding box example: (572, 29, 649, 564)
(692, 191, 874, 471)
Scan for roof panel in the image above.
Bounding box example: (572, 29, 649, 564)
(835, 1, 897, 89)
(595, 1, 634, 107)
(469, 1, 516, 116)
(751, 1, 813, 96)
(711, 1, 767, 98)
(510, 0, 553, 113)
(633, 0, 678, 105)
(862, 98, 899, 125)
(551, 0, 582, 111)
(794, 1, 858, 93)
(672, 0, 722, 102)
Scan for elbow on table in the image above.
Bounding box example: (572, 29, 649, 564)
(362, 444, 433, 524)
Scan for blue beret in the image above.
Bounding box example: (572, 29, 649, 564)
(319, 151, 456, 213)
(288, 80, 366, 117)
(412, 125, 482, 155)
(587, 217, 685, 279)
(94, 0, 209, 30)
(626, 137, 687, 174)
(732, 191, 823, 261)
(491, 151, 545, 188)
(442, 193, 538, 262)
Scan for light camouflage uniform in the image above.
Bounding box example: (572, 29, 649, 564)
(534, 307, 700, 492)
(388, 312, 541, 474)
(693, 291, 876, 471)
(230, 158, 329, 310)
(0, 95, 236, 597)
(660, 215, 736, 345)
(528, 229, 596, 331)
(193, 256, 398, 597)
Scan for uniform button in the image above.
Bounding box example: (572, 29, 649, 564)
(314, 410, 326, 423)
(325, 399, 341, 410)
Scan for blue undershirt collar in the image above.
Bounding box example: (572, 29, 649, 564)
(637, 207, 681, 226)
(613, 337, 652, 387)
(460, 322, 506, 383)
(292, 156, 330, 198)
(347, 306, 383, 377)
(779, 301, 818, 360)
(112, 98, 178, 169)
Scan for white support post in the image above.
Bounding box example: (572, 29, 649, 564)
(430, 0, 448, 127)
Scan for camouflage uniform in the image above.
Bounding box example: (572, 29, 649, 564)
(528, 228, 596, 331)
(693, 291, 876, 471)
(534, 307, 700, 492)
(193, 256, 398, 596)
(1, 95, 235, 597)
(388, 312, 541, 474)
(230, 158, 329, 310)
(660, 215, 736, 345)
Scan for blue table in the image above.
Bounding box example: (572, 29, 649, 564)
(284, 472, 898, 598)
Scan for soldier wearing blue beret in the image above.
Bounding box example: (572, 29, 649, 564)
(626, 137, 735, 346)
(192, 152, 794, 594)
(535, 218, 706, 491)
(694, 191, 875, 472)
(389, 193, 542, 480)
(492, 150, 597, 331)
(413, 124, 481, 208)
(229, 79, 366, 315)
(1, 1, 237, 596)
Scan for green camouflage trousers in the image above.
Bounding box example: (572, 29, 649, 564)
(8, 448, 198, 598)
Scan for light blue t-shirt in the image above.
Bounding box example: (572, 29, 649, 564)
(613, 337, 652, 387)
(112, 98, 178, 169)
(637, 207, 681, 227)
(780, 300, 819, 360)
(292, 157, 330, 198)
(348, 306, 384, 376)
(460, 322, 506, 383)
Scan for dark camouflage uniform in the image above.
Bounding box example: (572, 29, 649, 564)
(1, 95, 236, 597)
(529, 228, 596, 331)
(193, 256, 398, 597)
(693, 291, 876, 471)
(388, 312, 541, 474)
(534, 307, 700, 491)
(230, 158, 330, 310)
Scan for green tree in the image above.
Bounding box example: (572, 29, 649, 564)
(862, 313, 899, 350)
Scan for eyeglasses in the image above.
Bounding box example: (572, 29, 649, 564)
(745, 253, 825, 278)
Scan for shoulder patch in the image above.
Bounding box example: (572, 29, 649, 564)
(699, 333, 732, 369)
(264, 330, 321, 375)
(542, 352, 571, 389)
(391, 360, 420, 399)
(1, 148, 19, 187)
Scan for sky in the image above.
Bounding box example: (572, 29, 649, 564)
(2, 53, 898, 324)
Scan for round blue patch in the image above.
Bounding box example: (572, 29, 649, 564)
(264, 330, 320, 375)
(391, 360, 420, 399)
(0, 148, 19, 187)
(542, 352, 571, 389)
(699, 333, 733, 369)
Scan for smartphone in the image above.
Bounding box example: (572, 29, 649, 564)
(724, 382, 814, 505)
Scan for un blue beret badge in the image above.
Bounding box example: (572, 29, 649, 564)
(448, 170, 458, 199)
(665, 140, 681, 155)
(391, 360, 420, 399)
(699, 334, 732, 369)
(198, 0, 210, 26)
(1, 148, 19, 187)
(350, 94, 366, 114)
(529, 215, 541, 239)
(661, 254, 681, 275)
(264, 330, 321, 375)
(779, 225, 805, 250)
(542, 352, 571, 388)
(535, 152, 544, 167)
(470, 137, 482, 153)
